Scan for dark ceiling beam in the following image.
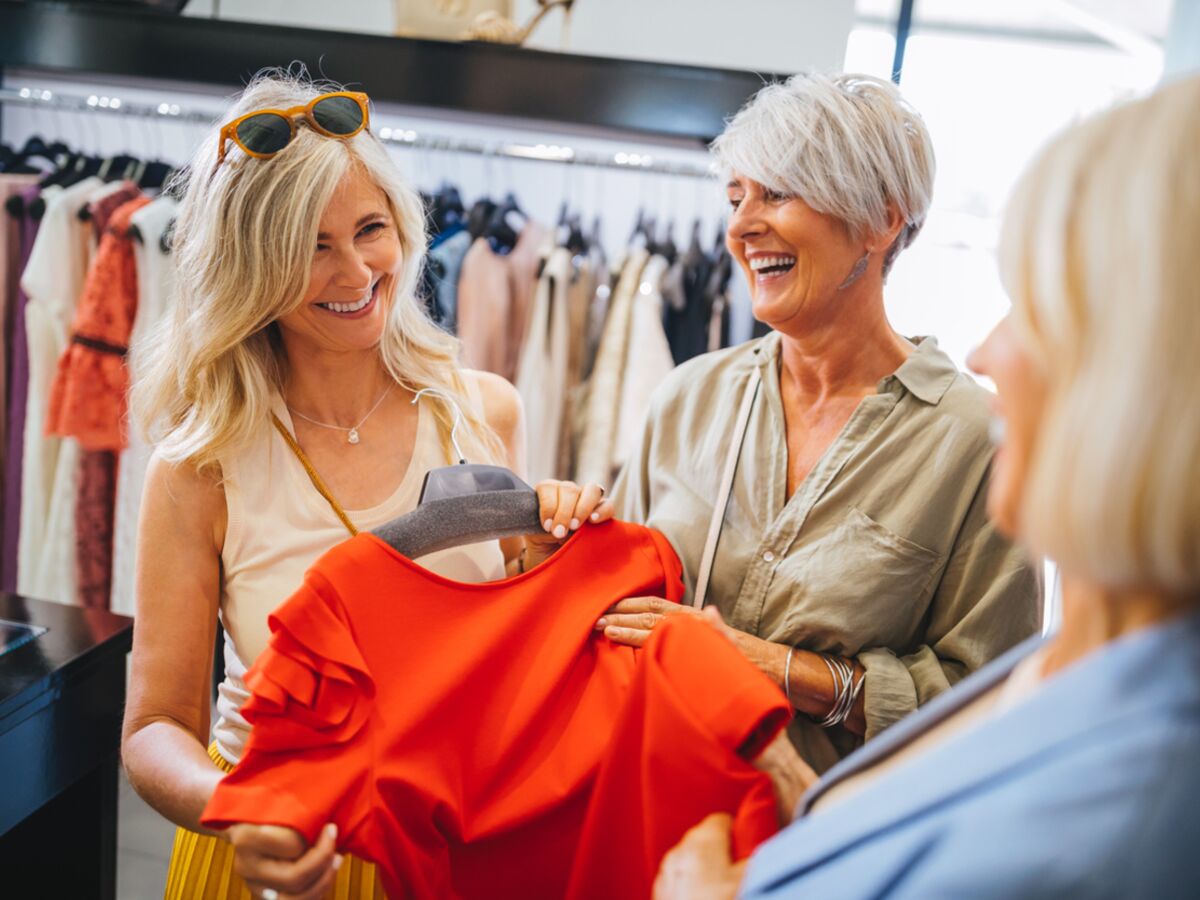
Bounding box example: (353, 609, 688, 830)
(0, 1, 782, 144)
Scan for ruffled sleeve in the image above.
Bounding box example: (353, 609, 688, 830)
(239, 573, 376, 752)
(201, 571, 376, 845)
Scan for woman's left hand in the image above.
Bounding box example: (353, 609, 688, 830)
(595, 596, 708, 647)
(653, 813, 745, 900)
(598, 599, 770, 665)
(523, 480, 614, 567)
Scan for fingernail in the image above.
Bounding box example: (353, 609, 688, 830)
(325, 823, 338, 841)
(589, 512, 599, 522)
(333, 853, 344, 871)
(543, 519, 553, 532)
(553, 524, 567, 539)
(596, 618, 607, 629)
(569, 518, 580, 530)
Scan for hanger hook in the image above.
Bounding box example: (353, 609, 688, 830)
(411, 387, 467, 464)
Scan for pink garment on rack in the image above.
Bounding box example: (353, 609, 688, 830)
(1, 182, 46, 593)
(456, 221, 547, 382)
(0, 174, 40, 542)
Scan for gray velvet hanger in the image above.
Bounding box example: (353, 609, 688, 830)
(371, 388, 542, 558)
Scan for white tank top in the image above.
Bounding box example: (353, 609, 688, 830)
(213, 391, 507, 764)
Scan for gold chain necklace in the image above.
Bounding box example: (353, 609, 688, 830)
(286, 384, 391, 445)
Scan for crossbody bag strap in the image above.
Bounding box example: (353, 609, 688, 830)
(691, 367, 761, 609)
(271, 413, 359, 538)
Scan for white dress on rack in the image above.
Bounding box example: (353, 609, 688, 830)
(575, 246, 675, 486)
(109, 195, 179, 616)
(17, 176, 103, 604)
(612, 253, 676, 473)
(515, 245, 572, 483)
(574, 245, 649, 486)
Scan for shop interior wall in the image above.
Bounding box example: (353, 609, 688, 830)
(181, 0, 856, 74)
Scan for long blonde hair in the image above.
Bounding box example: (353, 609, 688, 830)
(998, 74, 1200, 596)
(132, 68, 500, 472)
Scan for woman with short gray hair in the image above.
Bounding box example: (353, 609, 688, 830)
(599, 72, 1042, 772)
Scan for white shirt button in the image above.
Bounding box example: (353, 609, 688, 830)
(763, 551, 776, 563)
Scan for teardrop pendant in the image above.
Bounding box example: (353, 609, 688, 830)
(348, 428, 360, 445)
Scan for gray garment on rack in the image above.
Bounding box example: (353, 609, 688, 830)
(429, 228, 472, 331)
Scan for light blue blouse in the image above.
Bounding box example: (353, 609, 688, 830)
(741, 611, 1200, 898)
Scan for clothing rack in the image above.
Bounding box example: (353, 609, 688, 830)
(0, 85, 714, 180)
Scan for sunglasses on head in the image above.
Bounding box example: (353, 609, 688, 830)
(217, 91, 371, 165)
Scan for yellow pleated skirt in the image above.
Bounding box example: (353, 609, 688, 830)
(163, 744, 387, 900)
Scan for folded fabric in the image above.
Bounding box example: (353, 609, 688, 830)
(203, 519, 788, 898)
(566, 613, 788, 900)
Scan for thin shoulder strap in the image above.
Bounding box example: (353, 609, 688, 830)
(691, 368, 761, 609)
(271, 414, 359, 537)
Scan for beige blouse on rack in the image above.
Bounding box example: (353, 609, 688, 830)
(612, 331, 1043, 773)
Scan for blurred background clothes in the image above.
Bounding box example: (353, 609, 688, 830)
(0, 150, 177, 612)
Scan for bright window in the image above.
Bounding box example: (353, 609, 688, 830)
(846, 5, 1164, 370)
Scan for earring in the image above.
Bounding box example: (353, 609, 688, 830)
(836, 252, 870, 290)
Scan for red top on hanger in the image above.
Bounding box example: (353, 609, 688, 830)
(202, 520, 789, 899)
(46, 192, 150, 450)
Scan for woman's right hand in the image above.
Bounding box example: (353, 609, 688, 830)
(228, 822, 341, 900)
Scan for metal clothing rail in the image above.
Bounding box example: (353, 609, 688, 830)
(0, 86, 715, 180)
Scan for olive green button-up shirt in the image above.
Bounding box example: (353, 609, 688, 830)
(612, 331, 1043, 773)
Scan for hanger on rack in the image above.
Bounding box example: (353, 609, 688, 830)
(0, 137, 61, 213)
(564, 212, 588, 256)
(435, 182, 466, 233)
(76, 152, 142, 221)
(0, 151, 37, 176)
(589, 213, 603, 249)
(552, 199, 570, 248)
(24, 150, 86, 219)
(136, 160, 175, 191)
(27, 151, 102, 221)
(712, 219, 730, 257)
(628, 208, 651, 248)
(643, 215, 661, 255)
(655, 218, 678, 265)
(705, 244, 733, 304)
(371, 388, 542, 558)
(549, 201, 588, 259)
(467, 195, 496, 240)
(100, 153, 138, 183)
(1, 135, 53, 174)
(483, 192, 526, 256)
(685, 218, 711, 278)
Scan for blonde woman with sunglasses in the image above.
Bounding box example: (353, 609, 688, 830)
(123, 70, 611, 900)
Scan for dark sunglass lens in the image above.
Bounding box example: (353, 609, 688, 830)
(235, 113, 292, 156)
(312, 96, 365, 135)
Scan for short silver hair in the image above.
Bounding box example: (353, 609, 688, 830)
(712, 72, 936, 274)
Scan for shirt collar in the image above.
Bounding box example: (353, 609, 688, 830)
(752, 332, 959, 407)
(880, 336, 958, 405)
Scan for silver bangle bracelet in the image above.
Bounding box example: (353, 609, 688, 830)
(815, 653, 861, 729)
(816, 655, 844, 728)
(783, 645, 796, 707)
